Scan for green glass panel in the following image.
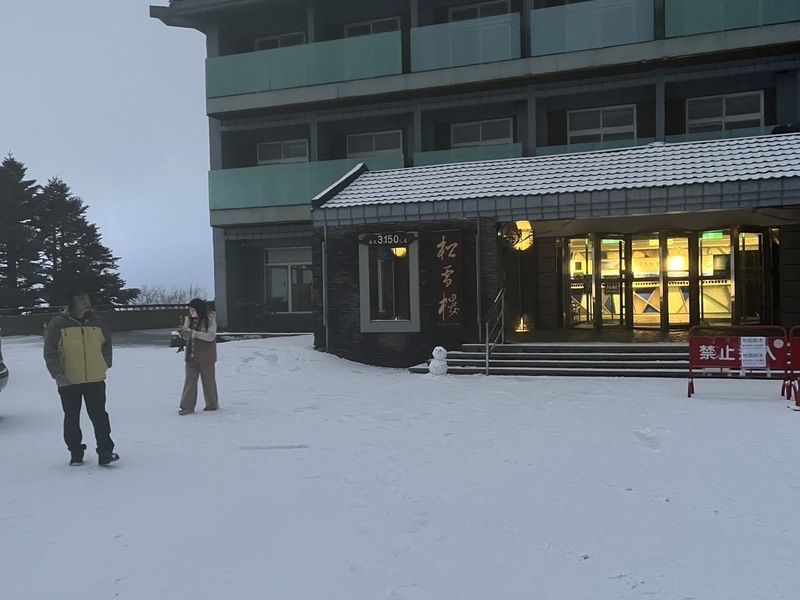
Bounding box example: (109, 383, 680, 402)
(208, 155, 405, 210)
(762, 0, 800, 24)
(531, 0, 654, 56)
(410, 13, 520, 72)
(535, 138, 655, 156)
(206, 31, 402, 98)
(666, 0, 800, 37)
(665, 126, 773, 143)
(413, 144, 523, 166)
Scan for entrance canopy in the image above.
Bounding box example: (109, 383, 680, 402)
(312, 133, 800, 230)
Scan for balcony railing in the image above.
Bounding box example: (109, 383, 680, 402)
(531, 0, 654, 56)
(410, 13, 520, 72)
(208, 155, 405, 211)
(666, 0, 800, 37)
(665, 126, 775, 144)
(535, 138, 656, 156)
(206, 31, 402, 98)
(413, 144, 523, 166)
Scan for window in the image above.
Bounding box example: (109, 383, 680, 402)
(567, 105, 636, 145)
(686, 91, 764, 134)
(344, 17, 400, 37)
(347, 130, 403, 157)
(257, 139, 309, 165)
(254, 31, 306, 51)
(264, 248, 312, 313)
(359, 234, 420, 332)
(451, 118, 513, 147)
(449, 0, 510, 21)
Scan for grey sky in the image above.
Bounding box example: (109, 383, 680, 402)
(1, 1, 212, 294)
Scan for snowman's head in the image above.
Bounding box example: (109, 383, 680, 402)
(432, 346, 447, 360)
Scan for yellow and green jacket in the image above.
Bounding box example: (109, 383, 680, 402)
(44, 310, 112, 386)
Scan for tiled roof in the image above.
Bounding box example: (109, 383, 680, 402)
(316, 133, 800, 209)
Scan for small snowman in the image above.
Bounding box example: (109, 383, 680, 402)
(428, 346, 448, 375)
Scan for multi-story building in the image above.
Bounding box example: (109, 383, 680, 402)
(152, 0, 800, 362)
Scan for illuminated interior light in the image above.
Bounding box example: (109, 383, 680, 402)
(498, 221, 535, 251)
(667, 255, 685, 271)
(512, 221, 534, 251)
(390, 246, 407, 258)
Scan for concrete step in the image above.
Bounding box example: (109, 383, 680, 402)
(409, 363, 690, 377)
(409, 341, 783, 378)
(447, 351, 689, 363)
(461, 342, 688, 355)
(420, 344, 690, 375)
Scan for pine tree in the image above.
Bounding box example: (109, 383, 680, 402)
(34, 178, 138, 306)
(0, 155, 44, 308)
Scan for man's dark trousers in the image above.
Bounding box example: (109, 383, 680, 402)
(58, 382, 114, 454)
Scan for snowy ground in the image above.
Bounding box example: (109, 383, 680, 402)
(1, 332, 799, 600)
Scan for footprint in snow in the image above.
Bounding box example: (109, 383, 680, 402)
(632, 427, 670, 450)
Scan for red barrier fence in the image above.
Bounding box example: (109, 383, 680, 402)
(688, 325, 790, 398)
(787, 326, 800, 407)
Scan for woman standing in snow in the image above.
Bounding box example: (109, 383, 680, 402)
(178, 298, 219, 415)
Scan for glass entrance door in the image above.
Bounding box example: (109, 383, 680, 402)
(699, 230, 732, 324)
(567, 238, 593, 326)
(599, 237, 626, 327)
(631, 234, 661, 327)
(737, 230, 766, 324)
(664, 235, 691, 325)
(563, 228, 772, 330)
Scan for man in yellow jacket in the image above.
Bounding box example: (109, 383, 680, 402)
(43, 289, 119, 466)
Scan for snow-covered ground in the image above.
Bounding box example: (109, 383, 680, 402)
(1, 332, 799, 600)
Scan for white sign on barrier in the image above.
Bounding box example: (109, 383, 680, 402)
(740, 336, 767, 368)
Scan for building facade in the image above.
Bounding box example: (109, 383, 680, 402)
(152, 0, 800, 355)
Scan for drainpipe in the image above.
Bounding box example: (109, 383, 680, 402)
(476, 217, 483, 343)
(322, 217, 329, 353)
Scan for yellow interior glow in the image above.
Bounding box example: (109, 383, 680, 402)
(512, 221, 534, 251)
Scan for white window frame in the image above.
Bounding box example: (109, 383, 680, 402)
(449, 0, 510, 21)
(358, 235, 420, 333)
(344, 17, 401, 37)
(263, 248, 312, 314)
(346, 130, 404, 158)
(567, 104, 637, 145)
(685, 91, 764, 134)
(257, 139, 309, 165)
(254, 31, 306, 51)
(450, 118, 513, 148)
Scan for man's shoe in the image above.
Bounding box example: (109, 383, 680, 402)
(178, 408, 193, 415)
(69, 444, 86, 466)
(98, 452, 120, 466)
(203, 406, 218, 411)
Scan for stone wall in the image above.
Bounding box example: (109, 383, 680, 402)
(779, 225, 800, 329)
(314, 218, 499, 367)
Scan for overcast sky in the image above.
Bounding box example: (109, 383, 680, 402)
(1, 1, 213, 295)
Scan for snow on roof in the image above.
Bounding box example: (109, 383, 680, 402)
(316, 133, 800, 209)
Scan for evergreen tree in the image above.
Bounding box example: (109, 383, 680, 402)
(0, 155, 44, 308)
(34, 178, 138, 306)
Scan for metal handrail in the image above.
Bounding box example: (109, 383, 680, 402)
(484, 286, 506, 375)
